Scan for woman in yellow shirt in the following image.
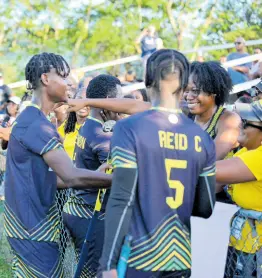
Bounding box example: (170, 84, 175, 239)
(216, 99, 262, 277)
(58, 91, 90, 159)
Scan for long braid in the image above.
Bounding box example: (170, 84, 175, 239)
(64, 90, 78, 134)
(64, 112, 77, 134)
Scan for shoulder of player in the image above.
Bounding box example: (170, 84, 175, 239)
(15, 106, 48, 128)
(217, 109, 241, 129)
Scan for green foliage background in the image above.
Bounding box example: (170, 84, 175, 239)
(0, 0, 261, 95)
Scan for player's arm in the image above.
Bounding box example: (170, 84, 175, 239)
(100, 121, 137, 273)
(216, 157, 256, 193)
(67, 98, 151, 115)
(22, 119, 111, 189)
(214, 111, 241, 160)
(192, 165, 216, 219)
(192, 136, 216, 219)
(43, 149, 111, 189)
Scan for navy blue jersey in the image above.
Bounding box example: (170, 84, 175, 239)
(69, 116, 112, 208)
(4, 106, 63, 242)
(110, 107, 216, 272)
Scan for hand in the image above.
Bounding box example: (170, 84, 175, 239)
(67, 98, 88, 112)
(0, 127, 11, 141)
(100, 110, 121, 122)
(97, 163, 113, 173)
(102, 269, 118, 278)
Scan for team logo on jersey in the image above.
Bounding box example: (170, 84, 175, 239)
(168, 114, 178, 124)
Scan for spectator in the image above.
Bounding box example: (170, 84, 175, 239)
(0, 72, 12, 113)
(236, 96, 253, 104)
(220, 56, 227, 64)
(252, 79, 262, 100)
(227, 37, 251, 85)
(249, 48, 262, 79)
(216, 100, 262, 277)
(125, 70, 136, 83)
(236, 90, 253, 101)
(135, 25, 161, 74)
(6, 96, 21, 124)
(130, 88, 149, 102)
(197, 51, 205, 62)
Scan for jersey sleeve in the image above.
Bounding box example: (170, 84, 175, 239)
(110, 121, 137, 169)
(200, 134, 216, 177)
(238, 147, 262, 181)
(22, 119, 63, 155)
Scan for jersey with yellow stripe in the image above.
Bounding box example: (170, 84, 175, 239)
(63, 117, 112, 217)
(110, 107, 216, 272)
(4, 106, 63, 242)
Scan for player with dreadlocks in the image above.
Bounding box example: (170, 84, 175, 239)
(4, 53, 111, 278)
(94, 49, 215, 278)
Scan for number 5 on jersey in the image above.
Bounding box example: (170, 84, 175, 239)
(165, 159, 187, 209)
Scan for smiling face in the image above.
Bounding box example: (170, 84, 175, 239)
(184, 74, 216, 115)
(238, 119, 262, 150)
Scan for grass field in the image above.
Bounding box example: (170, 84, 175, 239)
(0, 201, 12, 278)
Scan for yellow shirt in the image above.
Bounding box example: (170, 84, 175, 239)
(227, 146, 262, 253)
(228, 146, 262, 211)
(57, 121, 66, 139)
(58, 122, 82, 160)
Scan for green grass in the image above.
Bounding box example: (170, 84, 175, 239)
(0, 201, 12, 278)
(0, 257, 12, 278)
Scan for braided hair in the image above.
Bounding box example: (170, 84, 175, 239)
(64, 90, 78, 134)
(25, 52, 70, 90)
(190, 61, 232, 106)
(145, 49, 190, 95)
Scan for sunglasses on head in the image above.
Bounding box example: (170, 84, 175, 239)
(235, 42, 242, 45)
(242, 119, 262, 130)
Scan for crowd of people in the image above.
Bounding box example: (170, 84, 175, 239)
(0, 37, 261, 278)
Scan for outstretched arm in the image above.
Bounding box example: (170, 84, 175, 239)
(216, 157, 256, 192)
(67, 98, 151, 115)
(43, 149, 111, 189)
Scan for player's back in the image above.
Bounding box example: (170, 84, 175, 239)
(113, 108, 215, 272)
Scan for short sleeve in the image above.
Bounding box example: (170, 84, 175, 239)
(200, 134, 216, 177)
(238, 148, 262, 181)
(110, 121, 137, 169)
(22, 119, 63, 155)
